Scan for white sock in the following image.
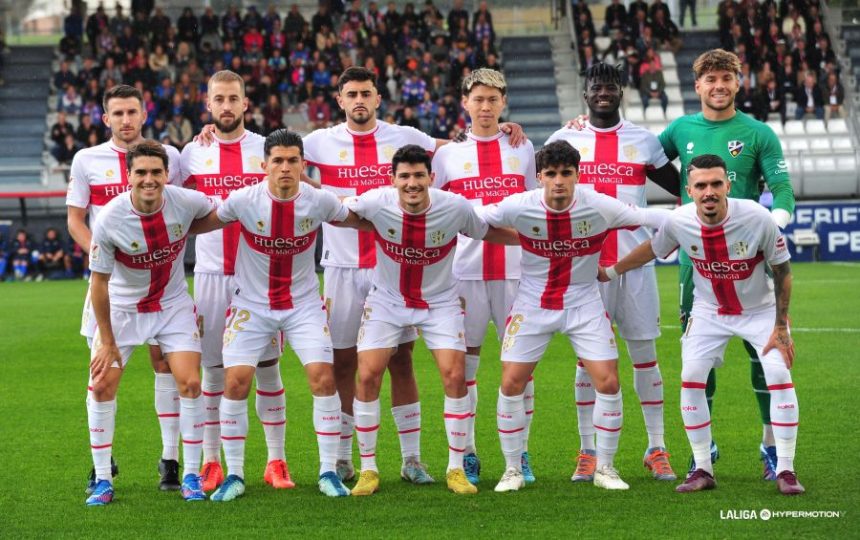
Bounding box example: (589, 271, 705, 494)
(392, 402, 421, 462)
(464, 353, 480, 454)
(574, 362, 596, 451)
(201, 367, 224, 464)
(88, 399, 116, 482)
(681, 373, 713, 474)
(338, 413, 354, 461)
(179, 396, 204, 477)
(313, 393, 341, 475)
(444, 395, 470, 472)
(255, 364, 286, 462)
(220, 397, 248, 479)
(154, 373, 180, 461)
(497, 390, 524, 471)
(594, 391, 623, 469)
(353, 398, 380, 472)
(523, 376, 534, 452)
(630, 359, 665, 449)
(764, 367, 799, 474)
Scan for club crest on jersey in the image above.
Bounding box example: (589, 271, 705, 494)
(105, 169, 115, 178)
(732, 241, 749, 257)
(171, 224, 184, 237)
(728, 140, 745, 157)
(463, 162, 473, 173)
(130, 240, 141, 252)
(531, 226, 541, 235)
(247, 155, 264, 171)
(256, 220, 265, 232)
(338, 150, 349, 162)
(623, 144, 638, 160)
(382, 145, 395, 160)
(386, 228, 396, 238)
(299, 218, 314, 232)
(507, 156, 521, 171)
(575, 220, 592, 235)
(430, 230, 446, 245)
(205, 158, 214, 167)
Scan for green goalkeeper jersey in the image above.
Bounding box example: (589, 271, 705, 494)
(659, 111, 795, 265)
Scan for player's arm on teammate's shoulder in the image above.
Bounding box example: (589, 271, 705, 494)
(646, 162, 682, 197)
(598, 239, 658, 282)
(439, 122, 527, 147)
(301, 171, 321, 188)
(192, 123, 216, 146)
(89, 270, 120, 383)
(329, 209, 373, 231)
(564, 114, 589, 130)
(483, 225, 519, 245)
(67, 206, 92, 254)
(763, 260, 794, 368)
(189, 209, 229, 235)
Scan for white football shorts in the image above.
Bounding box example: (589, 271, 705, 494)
(598, 265, 661, 341)
(356, 300, 466, 352)
(459, 279, 519, 347)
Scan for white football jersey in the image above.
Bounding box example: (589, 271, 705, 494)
(89, 185, 215, 313)
(218, 182, 348, 311)
(180, 131, 267, 275)
(484, 188, 667, 310)
(67, 140, 182, 224)
(347, 187, 488, 309)
(432, 131, 537, 280)
(304, 122, 436, 269)
(545, 121, 669, 266)
(651, 198, 790, 315)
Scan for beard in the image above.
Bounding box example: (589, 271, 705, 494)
(214, 115, 242, 134)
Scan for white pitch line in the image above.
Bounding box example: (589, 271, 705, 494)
(661, 325, 860, 334)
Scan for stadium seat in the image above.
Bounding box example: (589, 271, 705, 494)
(663, 70, 680, 86)
(644, 107, 665, 122)
(625, 107, 645, 122)
(665, 104, 684, 120)
(806, 119, 827, 135)
(784, 120, 805, 135)
(626, 91, 642, 107)
(831, 137, 854, 150)
(659, 51, 677, 68)
(767, 120, 784, 135)
(779, 139, 788, 152)
(809, 138, 831, 152)
(828, 118, 848, 134)
(788, 139, 810, 152)
(665, 87, 682, 102)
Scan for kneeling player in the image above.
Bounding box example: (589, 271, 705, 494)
(86, 141, 216, 505)
(600, 155, 803, 495)
(190, 130, 361, 500)
(484, 141, 669, 492)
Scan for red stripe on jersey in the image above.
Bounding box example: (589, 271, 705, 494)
(593, 130, 621, 266)
(540, 211, 572, 309)
(700, 225, 745, 315)
(400, 212, 430, 309)
(269, 199, 296, 310)
(476, 140, 509, 280)
(353, 133, 379, 268)
(136, 211, 172, 313)
(219, 143, 244, 275)
(89, 151, 129, 206)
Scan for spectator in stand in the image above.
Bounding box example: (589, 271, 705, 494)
(430, 103, 455, 138)
(53, 133, 82, 165)
(37, 228, 67, 280)
(759, 75, 787, 124)
(284, 4, 306, 39)
(680, 0, 697, 28)
(0, 232, 7, 278)
(735, 75, 757, 116)
(401, 71, 427, 106)
(222, 4, 242, 44)
(823, 71, 845, 121)
(150, 7, 172, 44)
(10, 229, 34, 281)
(62, 5, 84, 58)
(575, 10, 596, 42)
(396, 105, 421, 130)
(149, 43, 171, 79)
(85, 4, 109, 57)
(167, 111, 193, 148)
(604, 0, 628, 36)
(66, 239, 89, 279)
(75, 113, 103, 146)
(50, 111, 75, 148)
(58, 84, 82, 115)
(795, 70, 824, 119)
(639, 48, 668, 114)
(54, 61, 77, 92)
(651, 9, 681, 52)
(262, 94, 284, 134)
(473, 11, 494, 45)
(308, 91, 332, 129)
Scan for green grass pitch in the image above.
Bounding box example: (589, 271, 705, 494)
(1, 263, 857, 538)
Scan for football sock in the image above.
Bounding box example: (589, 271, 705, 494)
(179, 396, 204, 477)
(594, 391, 623, 469)
(522, 376, 535, 452)
(681, 363, 713, 474)
(201, 366, 224, 463)
(704, 368, 716, 413)
(497, 390, 525, 471)
(255, 364, 286, 462)
(313, 393, 341, 475)
(88, 398, 116, 482)
(220, 397, 248, 479)
(353, 398, 380, 472)
(763, 364, 799, 474)
(629, 339, 665, 449)
(464, 354, 480, 454)
(444, 395, 470, 472)
(392, 402, 421, 462)
(154, 373, 180, 461)
(338, 413, 354, 461)
(574, 362, 596, 451)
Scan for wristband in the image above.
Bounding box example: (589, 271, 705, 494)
(605, 265, 619, 280)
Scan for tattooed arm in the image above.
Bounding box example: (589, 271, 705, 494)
(763, 260, 794, 368)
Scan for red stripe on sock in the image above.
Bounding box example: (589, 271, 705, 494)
(157, 413, 179, 418)
(262, 420, 287, 426)
(767, 383, 794, 390)
(497, 427, 524, 434)
(359, 452, 375, 458)
(354, 424, 379, 432)
(525, 410, 534, 415)
(315, 431, 341, 436)
(682, 381, 707, 389)
(204, 421, 219, 425)
(576, 400, 596, 406)
(770, 421, 799, 427)
(202, 391, 224, 397)
(448, 446, 465, 453)
(90, 443, 112, 449)
(684, 420, 711, 431)
(640, 400, 664, 405)
(527, 375, 534, 382)
(256, 388, 285, 397)
(398, 427, 421, 434)
(466, 380, 477, 387)
(219, 436, 245, 441)
(594, 425, 622, 433)
(183, 439, 204, 444)
(633, 361, 657, 369)
(444, 412, 471, 420)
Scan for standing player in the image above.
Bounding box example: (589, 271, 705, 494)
(545, 63, 680, 483)
(658, 50, 795, 478)
(180, 70, 288, 493)
(431, 68, 536, 484)
(85, 141, 215, 505)
(67, 84, 184, 492)
(188, 130, 358, 500)
(346, 145, 516, 496)
(600, 154, 803, 495)
(484, 141, 669, 493)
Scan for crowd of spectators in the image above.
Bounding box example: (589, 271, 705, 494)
(0, 227, 88, 281)
(53, 0, 505, 162)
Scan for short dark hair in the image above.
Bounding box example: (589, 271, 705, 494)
(337, 66, 377, 92)
(103, 84, 144, 112)
(391, 144, 432, 175)
(536, 141, 581, 172)
(582, 62, 623, 87)
(126, 140, 168, 171)
(264, 129, 304, 158)
(687, 154, 727, 176)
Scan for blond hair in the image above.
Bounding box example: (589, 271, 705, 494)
(461, 68, 507, 96)
(692, 49, 741, 80)
(208, 69, 245, 95)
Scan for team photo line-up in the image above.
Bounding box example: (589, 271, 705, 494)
(72, 49, 802, 506)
